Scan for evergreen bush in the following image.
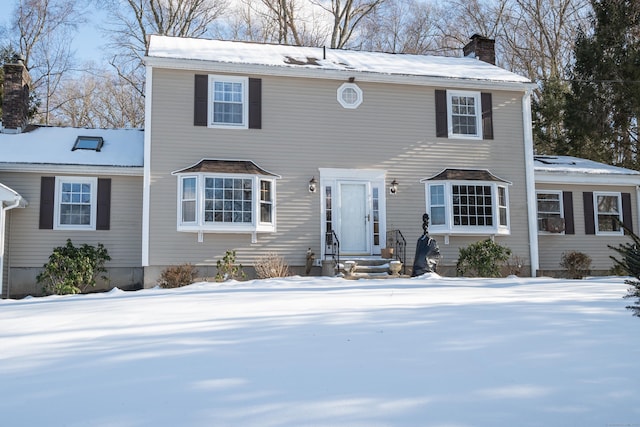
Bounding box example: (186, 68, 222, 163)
(216, 250, 245, 282)
(37, 239, 111, 295)
(456, 239, 512, 278)
(609, 222, 640, 317)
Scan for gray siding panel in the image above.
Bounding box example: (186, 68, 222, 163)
(537, 183, 638, 272)
(0, 172, 143, 269)
(148, 69, 532, 276)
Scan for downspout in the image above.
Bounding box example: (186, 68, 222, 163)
(522, 87, 539, 276)
(142, 64, 152, 271)
(0, 198, 22, 298)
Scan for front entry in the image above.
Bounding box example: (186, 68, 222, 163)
(339, 183, 369, 254)
(320, 168, 387, 258)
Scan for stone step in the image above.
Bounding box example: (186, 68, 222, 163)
(341, 257, 405, 279)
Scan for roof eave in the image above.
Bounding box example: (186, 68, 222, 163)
(535, 170, 640, 186)
(0, 163, 144, 176)
(144, 56, 535, 92)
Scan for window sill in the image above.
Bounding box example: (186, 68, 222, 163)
(429, 226, 510, 236)
(178, 224, 275, 233)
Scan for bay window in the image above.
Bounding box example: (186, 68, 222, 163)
(423, 169, 510, 235)
(174, 160, 278, 234)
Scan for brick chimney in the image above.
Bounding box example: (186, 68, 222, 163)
(463, 34, 496, 65)
(2, 55, 31, 133)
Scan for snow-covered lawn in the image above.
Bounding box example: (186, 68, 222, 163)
(1, 275, 638, 427)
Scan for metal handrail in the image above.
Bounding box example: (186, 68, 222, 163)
(386, 229, 407, 274)
(325, 230, 340, 272)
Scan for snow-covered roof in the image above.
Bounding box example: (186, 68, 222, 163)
(0, 126, 144, 175)
(534, 155, 640, 185)
(146, 35, 531, 86)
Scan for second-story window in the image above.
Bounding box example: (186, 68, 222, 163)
(209, 75, 248, 128)
(448, 91, 482, 139)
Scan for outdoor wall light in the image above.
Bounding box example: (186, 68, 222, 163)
(309, 176, 318, 193)
(390, 179, 399, 195)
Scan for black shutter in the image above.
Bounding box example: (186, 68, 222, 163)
(39, 177, 55, 229)
(96, 178, 111, 231)
(481, 92, 494, 140)
(435, 89, 447, 137)
(194, 74, 208, 126)
(622, 192, 633, 234)
(248, 78, 262, 129)
(583, 192, 595, 235)
(562, 191, 574, 234)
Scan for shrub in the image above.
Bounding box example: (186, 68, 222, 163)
(456, 239, 512, 277)
(216, 250, 245, 282)
(158, 264, 198, 288)
(560, 251, 592, 279)
(609, 221, 640, 316)
(506, 255, 526, 276)
(254, 252, 291, 279)
(37, 239, 111, 295)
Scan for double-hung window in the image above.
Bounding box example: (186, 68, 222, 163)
(435, 89, 493, 140)
(423, 169, 510, 235)
(536, 191, 564, 233)
(448, 91, 482, 139)
(209, 75, 248, 128)
(594, 192, 622, 235)
(54, 177, 97, 230)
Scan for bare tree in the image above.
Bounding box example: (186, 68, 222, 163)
(103, 0, 228, 97)
(502, 0, 590, 81)
(311, 0, 386, 48)
(358, 0, 440, 54)
(10, 0, 85, 124)
(49, 69, 144, 128)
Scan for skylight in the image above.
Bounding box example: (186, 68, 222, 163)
(72, 136, 103, 152)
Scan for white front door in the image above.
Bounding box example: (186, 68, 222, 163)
(339, 182, 370, 254)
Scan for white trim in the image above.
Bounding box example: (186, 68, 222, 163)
(53, 177, 97, 230)
(593, 191, 624, 236)
(319, 168, 387, 258)
(535, 171, 640, 186)
(208, 75, 249, 129)
(337, 83, 363, 109)
(425, 181, 511, 236)
(142, 65, 153, 267)
(447, 90, 482, 140)
(144, 56, 536, 92)
(0, 184, 26, 298)
(0, 163, 143, 176)
(175, 173, 277, 234)
(523, 89, 539, 276)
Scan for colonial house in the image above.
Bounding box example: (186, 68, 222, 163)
(141, 34, 539, 283)
(0, 56, 144, 298)
(1, 36, 638, 297)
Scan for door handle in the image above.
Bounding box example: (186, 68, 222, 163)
(366, 214, 370, 221)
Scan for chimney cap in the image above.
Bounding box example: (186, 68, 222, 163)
(8, 53, 26, 65)
(469, 33, 494, 42)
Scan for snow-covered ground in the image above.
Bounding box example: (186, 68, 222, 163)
(1, 275, 638, 427)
